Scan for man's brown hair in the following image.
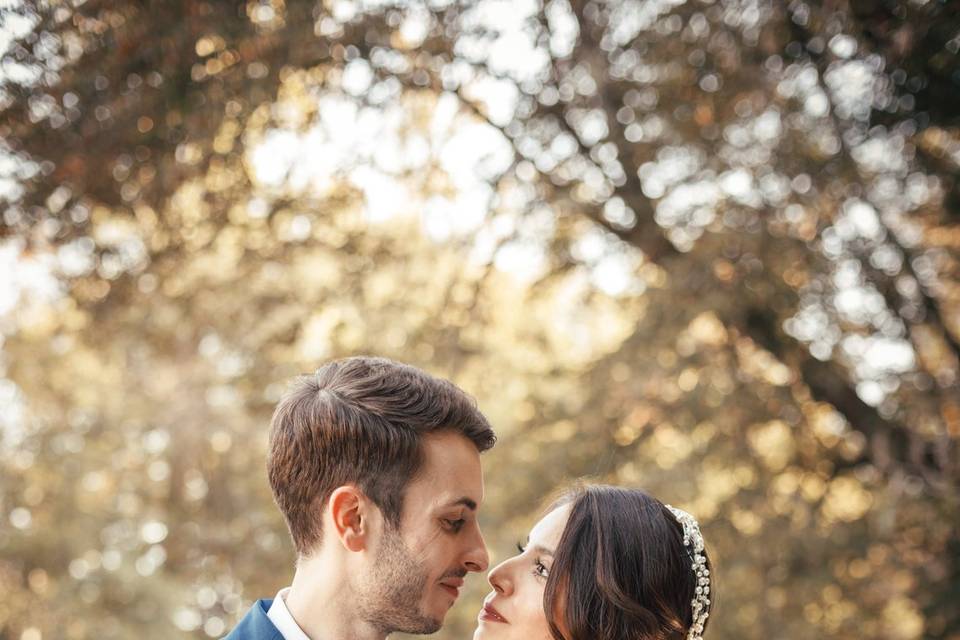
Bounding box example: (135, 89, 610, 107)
(267, 356, 496, 556)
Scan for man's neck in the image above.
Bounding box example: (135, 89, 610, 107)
(284, 555, 387, 640)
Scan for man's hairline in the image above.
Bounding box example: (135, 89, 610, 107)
(403, 429, 486, 517)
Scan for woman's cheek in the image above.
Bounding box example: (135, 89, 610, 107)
(528, 586, 554, 640)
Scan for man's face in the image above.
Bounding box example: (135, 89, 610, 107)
(356, 430, 489, 634)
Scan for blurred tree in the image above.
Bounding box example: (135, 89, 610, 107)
(0, 0, 958, 639)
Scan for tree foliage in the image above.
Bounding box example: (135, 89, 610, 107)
(1, 0, 958, 638)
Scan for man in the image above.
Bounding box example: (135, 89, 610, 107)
(225, 356, 496, 640)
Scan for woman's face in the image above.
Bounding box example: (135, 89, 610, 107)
(473, 502, 571, 640)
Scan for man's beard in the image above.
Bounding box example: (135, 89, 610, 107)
(355, 527, 441, 635)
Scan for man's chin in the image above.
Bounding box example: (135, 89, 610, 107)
(399, 614, 442, 636)
(393, 602, 443, 635)
(423, 606, 447, 630)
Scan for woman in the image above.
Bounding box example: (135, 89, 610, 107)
(475, 485, 713, 640)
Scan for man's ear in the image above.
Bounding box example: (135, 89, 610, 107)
(328, 485, 371, 552)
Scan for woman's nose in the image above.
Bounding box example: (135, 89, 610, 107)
(487, 558, 513, 595)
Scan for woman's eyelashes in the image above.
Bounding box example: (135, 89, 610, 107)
(533, 559, 549, 578)
(516, 542, 549, 579)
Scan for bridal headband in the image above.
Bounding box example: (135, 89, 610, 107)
(664, 505, 710, 640)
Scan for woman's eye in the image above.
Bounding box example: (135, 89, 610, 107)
(516, 542, 526, 554)
(533, 559, 549, 578)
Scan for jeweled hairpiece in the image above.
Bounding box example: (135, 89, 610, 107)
(664, 504, 710, 640)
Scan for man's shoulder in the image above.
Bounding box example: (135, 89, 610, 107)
(223, 599, 284, 640)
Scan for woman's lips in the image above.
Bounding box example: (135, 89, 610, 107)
(479, 602, 508, 623)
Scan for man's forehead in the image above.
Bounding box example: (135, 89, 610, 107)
(411, 468, 484, 506)
(403, 479, 485, 517)
(407, 431, 485, 508)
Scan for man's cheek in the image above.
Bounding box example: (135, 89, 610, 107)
(411, 531, 445, 561)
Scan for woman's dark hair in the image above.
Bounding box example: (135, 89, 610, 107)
(543, 485, 714, 640)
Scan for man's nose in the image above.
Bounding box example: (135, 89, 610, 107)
(463, 522, 490, 572)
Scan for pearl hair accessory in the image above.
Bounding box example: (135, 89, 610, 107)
(664, 505, 711, 640)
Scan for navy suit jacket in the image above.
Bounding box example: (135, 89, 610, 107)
(223, 599, 284, 640)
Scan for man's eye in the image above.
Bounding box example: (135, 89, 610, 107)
(443, 518, 466, 532)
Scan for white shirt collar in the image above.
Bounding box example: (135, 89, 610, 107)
(266, 587, 312, 640)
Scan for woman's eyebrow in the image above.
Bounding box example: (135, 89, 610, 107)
(529, 543, 555, 557)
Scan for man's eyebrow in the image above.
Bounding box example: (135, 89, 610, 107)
(442, 497, 478, 511)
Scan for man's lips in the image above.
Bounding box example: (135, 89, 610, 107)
(439, 577, 464, 599)
(479, 601, 508, 624)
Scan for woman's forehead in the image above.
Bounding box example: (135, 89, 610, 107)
(529, 502, 572, 547)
